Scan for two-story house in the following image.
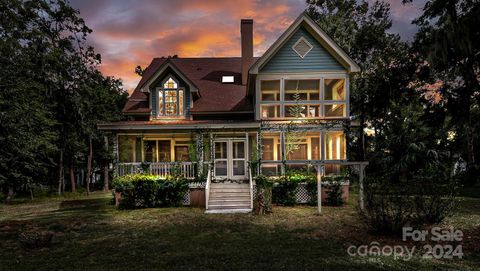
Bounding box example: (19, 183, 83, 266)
(99, 12, 361, 213)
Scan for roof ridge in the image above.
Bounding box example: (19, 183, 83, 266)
(153, 56, 243, 60)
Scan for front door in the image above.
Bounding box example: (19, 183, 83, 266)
(214, 140, 247, 179)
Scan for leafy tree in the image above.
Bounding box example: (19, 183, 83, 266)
(409, 0, 480, 183)
(0, 0, 127, 199)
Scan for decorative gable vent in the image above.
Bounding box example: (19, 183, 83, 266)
(292, 37, 313, 58)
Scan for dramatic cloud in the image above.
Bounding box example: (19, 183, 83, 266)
(70, 0, 424, 92)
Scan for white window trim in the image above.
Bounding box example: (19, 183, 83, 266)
(292, 36, 313, 59)
(256, 73, 349, 120)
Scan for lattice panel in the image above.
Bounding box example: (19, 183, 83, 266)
(295, 183, 311, 203)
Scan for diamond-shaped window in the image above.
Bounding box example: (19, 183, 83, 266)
(292, 37, 313, 58)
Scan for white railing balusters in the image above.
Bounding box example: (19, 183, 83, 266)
(116, 162, 197, 180)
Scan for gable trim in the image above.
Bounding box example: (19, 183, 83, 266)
(249, 12, 360, 74)
(139, 60, 200, 97)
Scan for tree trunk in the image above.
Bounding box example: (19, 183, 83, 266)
(58, 150, 64, 195)
(103, 136, 109, 191)
(359, 109, 366, 161)
(6, 187, 14, 202)
(86, 136, 93, 196)
(70, 163, 76, 193)
(466, 125, 475, 167)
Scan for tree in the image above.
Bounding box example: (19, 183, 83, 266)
(307, 0, 417, 161)
(409, 0, 480, 183)
(0, 0, 127, 199)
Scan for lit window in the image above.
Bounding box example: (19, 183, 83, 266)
(284, 80, 319, 101)
(164, 77, 178, 89)
(260, 80, 280, 101)
(222, 76, 234, 83)
(324, 104, 346, 117)
(261, 105, 280, 119)
(324, 79, 345, 100)
(325, 131, 346, 160)
(158, 77, 183, 116)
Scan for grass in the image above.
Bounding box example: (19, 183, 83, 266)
(0, 192, 479, 271)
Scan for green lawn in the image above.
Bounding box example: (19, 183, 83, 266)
(0, 192, 479, 271)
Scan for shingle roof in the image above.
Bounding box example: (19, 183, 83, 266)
(123, 57, 258, 114)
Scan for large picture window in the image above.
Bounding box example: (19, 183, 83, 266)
(325, 131, 346, 160)
(258, 77, 347, 119)
(158, 77, 184, 116)
(284, 79, 319, 101)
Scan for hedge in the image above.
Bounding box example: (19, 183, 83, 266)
(112, 174, 189, 209)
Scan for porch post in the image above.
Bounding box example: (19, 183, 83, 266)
(280, 131, 286, 175)
(358, 164, 365, 211)
(317, 163, 324, 214)
(257, 129, 261, 176)
(113, 134, 119, 177)
(196, 131, 204, 176)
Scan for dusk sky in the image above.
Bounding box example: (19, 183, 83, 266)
(69, 0, 425, 92)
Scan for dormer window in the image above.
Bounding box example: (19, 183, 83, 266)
(158, 77, 184, 117)
(164, 77, 178, 89)
(222, 76, 234, 83)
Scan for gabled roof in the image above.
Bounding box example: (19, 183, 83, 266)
(123, 57, 257, 114)
(249, 12, 360, 74)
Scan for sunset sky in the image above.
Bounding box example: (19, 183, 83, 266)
(69, 0, 425, 92)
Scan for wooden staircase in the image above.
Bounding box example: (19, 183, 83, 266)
(205, 182, 252, 213)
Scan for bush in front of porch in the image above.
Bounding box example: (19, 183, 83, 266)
(112, 174, 189, 209)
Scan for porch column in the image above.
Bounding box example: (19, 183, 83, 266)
(257, 130, 262, 176)
(196, 131, 204, 175)
(316, 163, 324, 214)
(113, 134, 119, 177)
(280, 131, 286, 175)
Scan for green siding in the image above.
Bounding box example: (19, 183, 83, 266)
(151, 90, 157, 117)
(260, 26, 345, 72)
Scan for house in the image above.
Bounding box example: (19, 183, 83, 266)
(98, 12, 363, 213)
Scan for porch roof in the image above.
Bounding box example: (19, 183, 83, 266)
(98, 120, 261, 131)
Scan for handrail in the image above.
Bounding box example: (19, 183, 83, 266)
(205, 165, 212, 210)
(248, 166, 254, 209)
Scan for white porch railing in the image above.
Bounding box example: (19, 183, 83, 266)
(116, 162, 197, 179)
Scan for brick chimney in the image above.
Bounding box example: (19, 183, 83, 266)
(241, 19, 253, 85)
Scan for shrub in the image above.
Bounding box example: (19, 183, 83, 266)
(323, 176, 346, 206)
(112, 174, 189, 209)
(304, 178, 317, 206)
(361, 166, 458, 234)
(272, 171, 313, 206)
(254, 175, 273, 214)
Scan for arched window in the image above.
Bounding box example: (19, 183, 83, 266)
(158, 77, 184, 116)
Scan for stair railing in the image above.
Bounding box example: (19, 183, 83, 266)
(249, 166, 254, 210)
(205, 165, 212, 210)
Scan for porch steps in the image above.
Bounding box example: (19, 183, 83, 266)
(206, 182, 252, 213)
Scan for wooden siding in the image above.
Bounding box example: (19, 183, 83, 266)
(260, 26, 345, 73)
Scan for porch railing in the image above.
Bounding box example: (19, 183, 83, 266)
(116, 162, 197, 179)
